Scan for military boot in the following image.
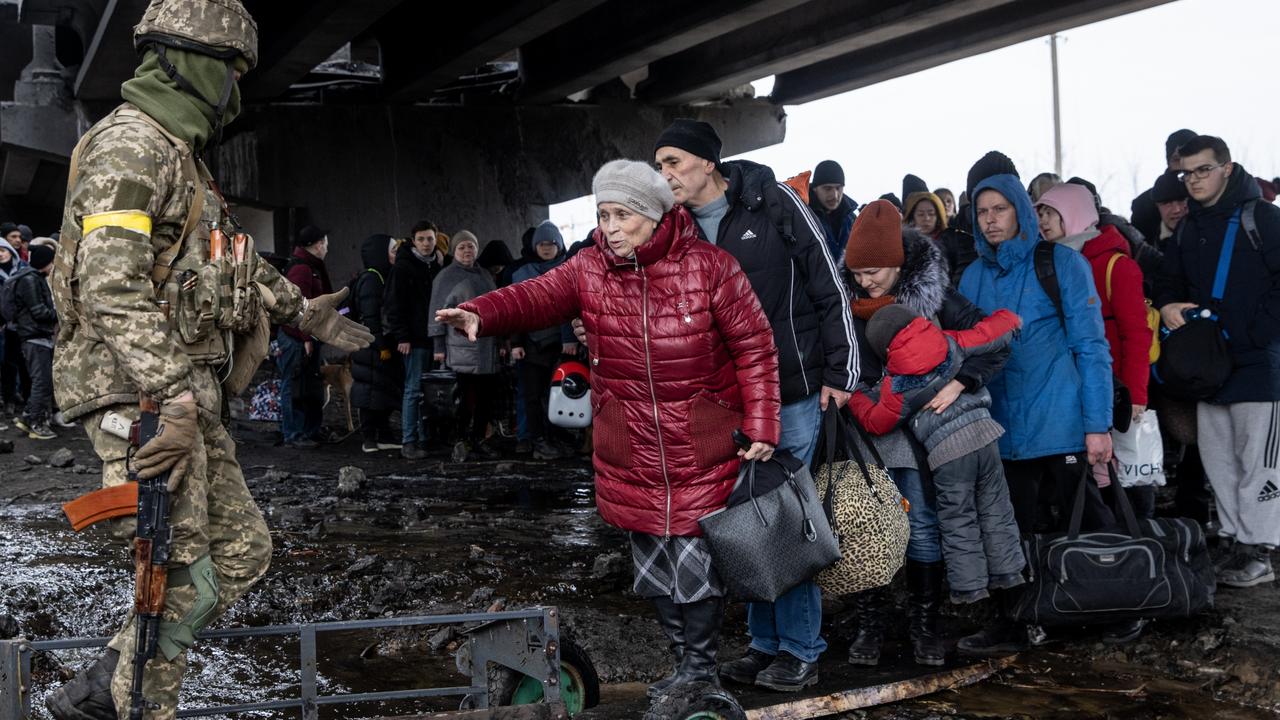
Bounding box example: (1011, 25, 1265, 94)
(846, 586, 887, 666)
(46, 649, 118, 720)
(647, 597, 686, 698)
(906, 560, 947, 666)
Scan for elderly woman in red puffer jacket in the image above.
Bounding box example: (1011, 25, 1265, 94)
(438, 159, 780, 697)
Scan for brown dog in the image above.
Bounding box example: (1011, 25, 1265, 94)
(319, 356, 355, 432)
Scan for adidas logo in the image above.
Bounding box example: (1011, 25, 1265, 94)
(1260, 480, 1280, 503)
(1064, 455, 1078, 465)
(741, 229, 758, 240)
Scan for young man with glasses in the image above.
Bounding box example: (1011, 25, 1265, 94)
(1156, 134, 1280, 588)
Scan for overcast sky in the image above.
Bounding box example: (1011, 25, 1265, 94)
(552, 0, 1278, 239)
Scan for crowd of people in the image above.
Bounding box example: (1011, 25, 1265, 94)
(19, 116, 1278, 699)
(428, 121, 1280, 696)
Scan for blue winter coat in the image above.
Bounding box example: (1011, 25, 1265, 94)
(958, 174, 1113, 460)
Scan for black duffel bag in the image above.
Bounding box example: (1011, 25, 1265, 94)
(1011, 465, 1215, 627)
(699, 452, 841, 603)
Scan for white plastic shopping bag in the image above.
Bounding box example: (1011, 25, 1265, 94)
(1112, 409, 1166, 488)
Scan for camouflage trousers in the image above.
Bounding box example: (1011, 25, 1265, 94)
(83, 401, 271, 720)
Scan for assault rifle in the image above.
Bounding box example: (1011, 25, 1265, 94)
(127, 396, 172, 720)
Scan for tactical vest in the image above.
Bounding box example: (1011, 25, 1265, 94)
(57, 104, 274, 387)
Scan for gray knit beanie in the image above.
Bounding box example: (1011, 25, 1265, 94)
(592, 159, 674, 223)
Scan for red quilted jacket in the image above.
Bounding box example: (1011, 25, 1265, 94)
(461, 206, 781, 536)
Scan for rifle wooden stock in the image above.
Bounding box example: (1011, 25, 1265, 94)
(62, 483, 138, 531)
(133, 538, 168, 614)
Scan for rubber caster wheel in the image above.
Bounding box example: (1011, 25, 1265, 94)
(489, 636, 600, 716)
(642, 681, 747, 720)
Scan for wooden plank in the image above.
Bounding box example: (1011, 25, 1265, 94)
(745, 656, 1015, 720)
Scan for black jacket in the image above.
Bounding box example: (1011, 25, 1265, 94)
(1156, 163, 1280, 403)
(852, 228, 1006, 389)
(708, 160, 858, 404)
(350, 235, 403, 410)
(10, 267, 55, 341)
(935, 227, 978, 289)
(1101, 211, 1163, 297)
(386, 243, 441, 349)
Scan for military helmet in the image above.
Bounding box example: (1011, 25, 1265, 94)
(134, 0, 258, 70)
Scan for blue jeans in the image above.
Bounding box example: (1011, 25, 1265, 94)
(746, 392, 827, 663)
(891, 468, 943, 563)
(275, 333, 318, 442)
(402, 348, 430, 444)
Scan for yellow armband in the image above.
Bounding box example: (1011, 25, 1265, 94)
(82, 210, 152, 237)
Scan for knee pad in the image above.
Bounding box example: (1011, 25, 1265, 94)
(157, 555, 219, 661)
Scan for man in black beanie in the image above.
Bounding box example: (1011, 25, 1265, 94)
(652, 118, 858, 692)
(808, 159, 858, 260)
(1131, 129, 1198, 240)
(1151, 171, 1189, 247)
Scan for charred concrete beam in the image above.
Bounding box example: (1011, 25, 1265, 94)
(638, 0, 1013, 106)
(770, 0, 1175, 105)
(69, 0, 145, 101)
(241, 0, 403, 100)
(0, 103, 78, 160)
(516, 0, 812, 105)
(378, 0, 607, 103)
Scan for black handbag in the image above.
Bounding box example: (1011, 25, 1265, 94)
(419, 366, 459, 419)
(698, 452, 840, 603)
(1153, 209, 1244, 401)
(1011, 464, 1215, 627)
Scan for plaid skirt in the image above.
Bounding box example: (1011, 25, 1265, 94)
(629, 532, 725, 603)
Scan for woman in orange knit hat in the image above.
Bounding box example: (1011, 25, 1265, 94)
(841, 199, 1008, 669)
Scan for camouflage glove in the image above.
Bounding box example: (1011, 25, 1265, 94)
(133, 394, 198, 492)
(297, 287, 375, 353)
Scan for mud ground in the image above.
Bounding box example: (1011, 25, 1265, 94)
(1, 412, 1278, 719)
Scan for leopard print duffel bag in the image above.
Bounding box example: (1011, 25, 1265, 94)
(812, 409, 910, 595)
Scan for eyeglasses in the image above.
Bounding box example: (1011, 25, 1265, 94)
(1178, 164, 1224, 182)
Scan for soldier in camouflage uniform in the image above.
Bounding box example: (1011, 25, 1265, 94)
(45, 2, 373, 719)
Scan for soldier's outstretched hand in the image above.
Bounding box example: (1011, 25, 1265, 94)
(298, 288, 375, 353)
(133, 392, 198, 492)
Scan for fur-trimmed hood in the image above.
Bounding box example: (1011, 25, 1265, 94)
(852, 226, 949, 318)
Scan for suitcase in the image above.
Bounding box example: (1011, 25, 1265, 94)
(1011, 466, 1215, 627)
(420, 368, 459, 420)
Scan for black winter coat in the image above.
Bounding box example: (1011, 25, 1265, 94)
(386, 243, 441, 349)
(1101, 211, 1163, 298)
(9, 267, 55, 340)
(1156, 163, 1280, 403)
(935, 227, 978, 289)
(709, 159, 858, 404)
(350, 235, 403, 410)
(852, 228, 1006, 390)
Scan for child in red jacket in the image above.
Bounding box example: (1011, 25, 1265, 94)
(850, 304, 1025, 603)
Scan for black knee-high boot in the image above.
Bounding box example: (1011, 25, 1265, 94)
(668, 596, 723, 688)
(846, 585, 887, 665)
(647, 596, 686, 697)
(906, 560, 947, 666)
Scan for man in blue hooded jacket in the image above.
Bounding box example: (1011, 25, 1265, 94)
(956, 154, 1115, 655)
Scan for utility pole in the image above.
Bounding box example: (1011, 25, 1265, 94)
(1050, 33, 1063, 177)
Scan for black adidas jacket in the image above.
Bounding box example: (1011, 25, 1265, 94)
(700, 160, 858, 405)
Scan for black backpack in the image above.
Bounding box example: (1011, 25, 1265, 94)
(0, 274, 19, 324)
